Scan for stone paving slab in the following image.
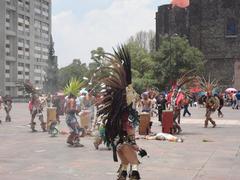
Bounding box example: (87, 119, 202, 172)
(0, 104, 240, 180)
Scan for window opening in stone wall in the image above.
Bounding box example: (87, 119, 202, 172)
(226, 19, 237, 37)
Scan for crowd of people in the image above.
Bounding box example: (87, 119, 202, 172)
(228, 91, 240, 109)
(21, 84, 230, 141)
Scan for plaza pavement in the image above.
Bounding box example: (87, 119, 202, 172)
(0, 103, 240, 180)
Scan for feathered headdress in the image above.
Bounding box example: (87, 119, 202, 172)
(23, 81, 37, 95)
(64, 78, 84, 97)
(93, 45, 134, 145)
(175, 69, 197, 89)
(168, 70, 197, 107)
(198, 75, 218, 93)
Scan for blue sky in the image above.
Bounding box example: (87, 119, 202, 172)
(52, 0, 171, 67)
(53, 0, 113, 17)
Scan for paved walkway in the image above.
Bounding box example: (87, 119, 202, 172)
(0, 104, 239, 180)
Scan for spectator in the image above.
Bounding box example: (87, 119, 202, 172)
(236, 91, 240, 109)
(216, 94, 224, 117)
(141, 92, 152, 113)
(156, 94, 167, 124)
(232, 93, 237, 109)
(182, 96, 191, 117)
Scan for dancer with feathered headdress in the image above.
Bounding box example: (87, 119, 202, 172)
(23, 81, 47, 132)
(167, 70, 197, 134)
(93, 45, 143, 180)
(198, 76, 219, 128)
(64, 78, 85, 147)
(2, 95, 12, 122)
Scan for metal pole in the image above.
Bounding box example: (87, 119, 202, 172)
(169, 5, 172, 88)
(170, 35, 172, 86)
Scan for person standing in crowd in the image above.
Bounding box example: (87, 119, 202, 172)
(232, 92, 237, 109)
(198, 94, 206, 108)
(149, 89, 158, 117)
(141, 92, 152, 112)
(141, 92, 153, 133)
(182, 95, 191, 117)
(216, 94, 224, 117)
(235, 90, 240, 109)
(192, 95, 197, 107)
(156, 94, 167, 124)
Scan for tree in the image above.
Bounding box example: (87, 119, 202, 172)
(58, 59, 88, 89)
(88, 62, 99, 73)
(126, 41, 156, 93)
(127, 30, 156, 52)
(152, 36, 205, 89)
(125, 31, 159, 92)
(90, 47, 105, 64)
(44, 35, 58, 93)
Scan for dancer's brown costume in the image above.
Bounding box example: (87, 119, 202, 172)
(3, 95, 12, 122)
(24, 81, 46, 132)
(199, 76, 218, 128)
(167, 71, 196, 134)
(93, 45, 144, 180)
(29, 94, 46, 132)
(204, 93, 217, 128)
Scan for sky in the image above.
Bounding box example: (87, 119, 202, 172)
(52, 0, 171, 67)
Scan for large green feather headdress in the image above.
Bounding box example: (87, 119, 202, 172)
(64, 78, 84, 97)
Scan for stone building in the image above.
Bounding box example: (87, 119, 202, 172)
(0, 0, 51, 97)
(156, 0, 240, 89)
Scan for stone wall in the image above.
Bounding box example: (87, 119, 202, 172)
(234, 61, 240, 90)
(156, 0, 240, 87)
(205, 59, 235, 89)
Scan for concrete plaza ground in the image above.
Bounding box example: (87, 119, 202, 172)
(0, 103, 240, 180)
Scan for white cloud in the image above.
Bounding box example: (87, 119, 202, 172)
(52, 0, 163, 67)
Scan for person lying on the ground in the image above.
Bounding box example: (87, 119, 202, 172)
(143, 132, 183, 142)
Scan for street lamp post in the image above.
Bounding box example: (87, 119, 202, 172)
(169, 33, 178, 88)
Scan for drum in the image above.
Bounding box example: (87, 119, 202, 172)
(47, 107, 57, 129)
(80, 110, 90, 129)
(162, 110, 173, 134)
(139, 112, 151, 135)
